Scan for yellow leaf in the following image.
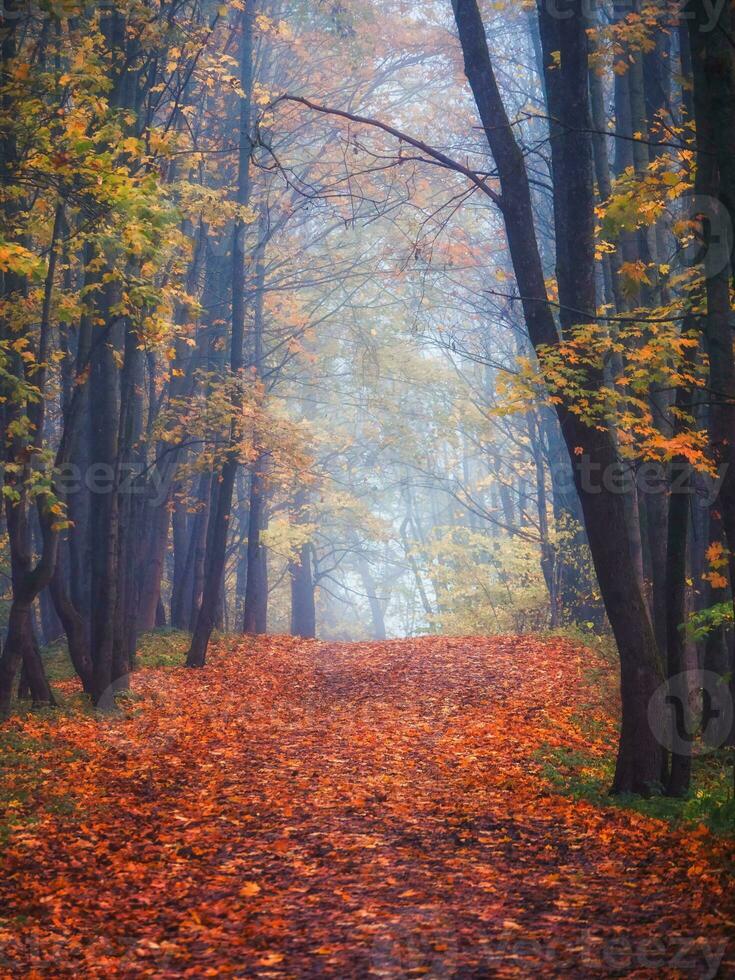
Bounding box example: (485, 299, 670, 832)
(239, 881, 261, 897)
(258, 952, 283, 966)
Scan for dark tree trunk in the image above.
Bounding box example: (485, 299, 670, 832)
(665, 412, 693, 797)
(48, 562, 94, 694)
(83, 7, 145, 706)
(65, 253, 94, 623)
(243, 465, 268, 635)
(170, 491, 190, 629)
(136, 496, 171, 632)
(687, 2, 735, 745)
(241, 209, 269, 636)
(0, 42, 61, 712)
(232, 467, 248, 622)
(187, 2, 255, 666)
(87, 283, 123, 707)
(189, 472, 214, 632)
(290, 543, 316, 639)
(0, 604, 55, 712)
(358, 555, 387, 641)
(112, 314, 146, 685)
(644, 464, 670, 658)
(451, 0, 664, 793)
(0, 489, 58, 714)
(155, 596, 167, 628)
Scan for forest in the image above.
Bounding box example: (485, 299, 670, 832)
(2, 0, 735, 975)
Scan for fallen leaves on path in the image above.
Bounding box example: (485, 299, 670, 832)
(1, 635, 733, 977)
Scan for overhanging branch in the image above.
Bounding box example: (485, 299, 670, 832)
(270, 94, 503, 208)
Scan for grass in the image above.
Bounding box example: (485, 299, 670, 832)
(537, 742, 735, 835)
(537, 625, 735, 834)
(0, 629, 193, 848)
(38, 627, 192, 682)
(135, 628, 192, 669)
(0, 722, 84, 847)
(40, 638, 78, 683)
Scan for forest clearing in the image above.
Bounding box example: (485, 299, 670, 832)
(1, 632, 733, 977)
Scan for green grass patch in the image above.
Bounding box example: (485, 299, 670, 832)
(30, 628, 190, 704)
(135, 628, 191, 669)
(40, 639, 78, 683)
(536, 629, 735, 833)
(537, 741, 735, 834)
(1, 629, 192, 842)
(37, 627, 191, 682)
(0, 723, 84, 847)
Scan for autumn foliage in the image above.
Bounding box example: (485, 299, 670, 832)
(1, 635, 733, 976)
(3, 0, 735, 969)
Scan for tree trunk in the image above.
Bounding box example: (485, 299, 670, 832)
(87, 282, 123, 707)
(0, 604, 55, 714)
(452, 0, 664, 793)
(187, 2, 255, 666)
(687, 1, 735, 745)
(136, 496, 171, 632)
(170, 490, 190, 630)
(0, 37, 61, 712)
(290, 543, 316, 639)
(243, 464, 268, 634)
(665, 414, 692, 796)
(358, 555, 387, 641)
(48, 562, 94, 694)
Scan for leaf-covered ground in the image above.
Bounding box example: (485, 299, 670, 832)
(1, 635, 734, 977)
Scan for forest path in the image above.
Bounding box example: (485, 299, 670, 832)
(1, 635, 733, 977)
